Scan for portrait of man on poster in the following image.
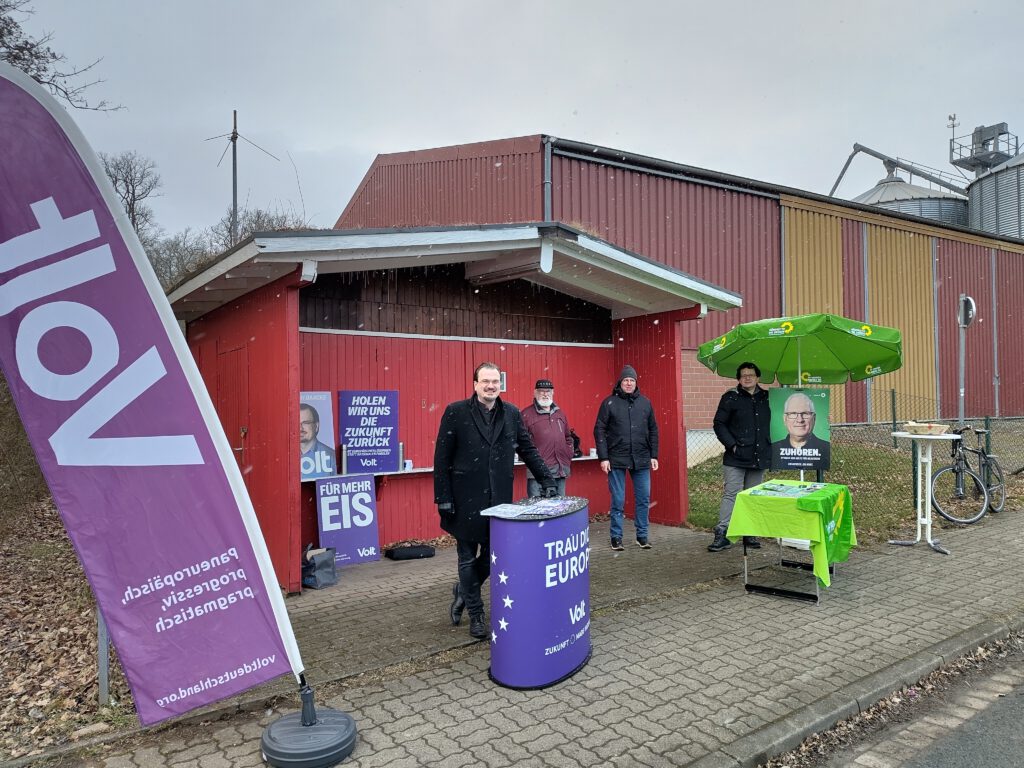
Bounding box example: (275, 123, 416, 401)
(300, 395, 337, 480)
(770, 389, 831, 471)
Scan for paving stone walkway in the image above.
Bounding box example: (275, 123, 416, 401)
(22, 510, 1024, 767)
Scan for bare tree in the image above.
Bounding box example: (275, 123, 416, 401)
(0, 0, 118, 110)
(100, 150, 162, 237)
(147, 228, 215, 290)
(207, 205, 308, 253)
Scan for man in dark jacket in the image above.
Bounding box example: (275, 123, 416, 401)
(434, 362, 556, 640)
(710, 361, 771, 552)
(593, 365, 659, 551)
(521, 378, 574, 497)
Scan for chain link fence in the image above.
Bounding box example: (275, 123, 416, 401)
(686, 386, 1024, 540)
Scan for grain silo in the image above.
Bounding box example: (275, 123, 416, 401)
(851, 170, 968, 226)
(832, 143, 968, 226)
(952, 122, 1024, 238)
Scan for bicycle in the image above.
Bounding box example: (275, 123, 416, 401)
(930, 426, 1005, 524)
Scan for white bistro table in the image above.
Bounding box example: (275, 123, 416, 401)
(890, 432, 961, 555)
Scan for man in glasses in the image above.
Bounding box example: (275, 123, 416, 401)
(521, 378, 574, 498)
(299, 403, 337, 479)
(709, 362, 771, 552)
(771, 391, 831, 470)
(434, 362, 556, 640)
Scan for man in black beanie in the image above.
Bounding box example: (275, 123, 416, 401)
(593, 364, 659, 551)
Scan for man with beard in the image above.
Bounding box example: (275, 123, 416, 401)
(521, 378, 574, 497)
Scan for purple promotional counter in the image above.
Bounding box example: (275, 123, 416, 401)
(486, 497, 591, 689)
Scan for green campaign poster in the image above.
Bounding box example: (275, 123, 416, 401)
(769, 388, 831, 471)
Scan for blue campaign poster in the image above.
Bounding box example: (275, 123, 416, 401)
(300, 391, 337, 480)
(338, 390, 400, 473)
(315, 474, 381, 565)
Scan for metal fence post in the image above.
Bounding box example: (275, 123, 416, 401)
(985, 415, 992, 455)
(98, 610, 109, 706)
(891, 389, 898, 448)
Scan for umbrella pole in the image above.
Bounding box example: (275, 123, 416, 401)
(797, 339, 805, 483)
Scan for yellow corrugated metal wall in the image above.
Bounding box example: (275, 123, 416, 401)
(866, 226, 936, 420)
(782, 206, 847, 423)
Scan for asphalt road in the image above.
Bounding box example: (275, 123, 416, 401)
(900, 676, 1024, 768)
(821, 654, 1024, 767)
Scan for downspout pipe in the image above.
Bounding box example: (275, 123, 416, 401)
(543, 137, 553, 222)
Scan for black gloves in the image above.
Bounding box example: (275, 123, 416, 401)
(542, 486, 558, 498)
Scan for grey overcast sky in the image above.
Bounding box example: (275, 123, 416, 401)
(19, 0, 1023, 237)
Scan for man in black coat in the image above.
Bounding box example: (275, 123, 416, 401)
(710, 361, 772, 552)
(593, 365, 659, 551)
(434, 362, 556, 640)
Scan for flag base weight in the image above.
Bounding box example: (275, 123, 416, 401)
(261, 684, 357, 767)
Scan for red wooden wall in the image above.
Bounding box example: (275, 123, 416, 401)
(188, 273, 303, 592)
(298, 318, 694, 546)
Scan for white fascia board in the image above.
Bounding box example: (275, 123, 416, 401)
(167, 241, 261, 303)
(559, 235, 742, 310)
(252, 239, 536, 264)
(253, 227, 542, 255)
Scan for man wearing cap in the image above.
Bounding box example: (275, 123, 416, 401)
(594, 365, 659, 551)
(522, 378, 574, 497)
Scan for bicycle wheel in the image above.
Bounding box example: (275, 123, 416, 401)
(984, 458, 1006, 513)
(931, 465, 989, 524)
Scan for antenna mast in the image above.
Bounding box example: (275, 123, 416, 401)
(205, 112, 281, 248)
(231, 110, 238, 247)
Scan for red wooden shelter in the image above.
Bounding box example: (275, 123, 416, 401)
(170, 223, 740, 591)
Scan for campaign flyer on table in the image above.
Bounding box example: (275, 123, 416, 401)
(300, 391, 337, 480)
(339, 390, 399, 473)
(770, 387, 831, 471)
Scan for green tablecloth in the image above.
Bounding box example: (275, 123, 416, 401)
(726, 480, 857, 587)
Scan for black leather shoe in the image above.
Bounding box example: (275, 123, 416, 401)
(449, 582, 465, 626)
(708, 532, 732, 552)
(469, 614, 488, 640)
(743, 536, 762, 550)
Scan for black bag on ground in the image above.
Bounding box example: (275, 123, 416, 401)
(302, 544, 338, 589)
(385, 545, 435, 560)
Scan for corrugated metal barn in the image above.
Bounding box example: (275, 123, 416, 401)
(172, 133, 1024, 590)
(338, 134, 1024, 426)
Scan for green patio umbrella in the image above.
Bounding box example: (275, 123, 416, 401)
(696, 313, 903, 384)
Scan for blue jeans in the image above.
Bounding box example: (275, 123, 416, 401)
(608, 467, 651, 540)
(527, 476, 567, 498)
